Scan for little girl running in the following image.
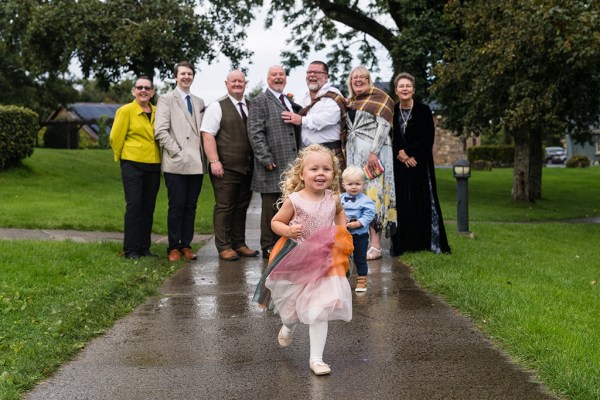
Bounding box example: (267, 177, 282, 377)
(254, 144, 354, 376)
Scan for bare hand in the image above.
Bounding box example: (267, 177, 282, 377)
(282, 111, 301, 125)
(404, 157, 417, 167)
(266, 162, 276, 171)
(210, 161, 224, 178)
(346, 220, 362, 230)
(287, 224, 303, 239)
(367, 152, 379, 169)
(396, 149, 408, 161)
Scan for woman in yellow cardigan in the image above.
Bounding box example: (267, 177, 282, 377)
(110, 76, 161, 259)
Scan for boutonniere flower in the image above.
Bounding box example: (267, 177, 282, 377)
(286, 93, 295, 101)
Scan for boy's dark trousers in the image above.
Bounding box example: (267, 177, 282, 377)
(351, 233, 369, 276)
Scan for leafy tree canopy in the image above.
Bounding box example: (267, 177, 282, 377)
(230, 0, 452, 98)
(431, 0, 600, 201)
(77, 79, 138, 104)
(432, 0, 600, 144)
(0, 0, 253, 116)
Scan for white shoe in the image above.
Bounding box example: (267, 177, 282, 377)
(277, 325, 292, 348)
(366, 246, 382, 260)
(310, 361, 331, 376)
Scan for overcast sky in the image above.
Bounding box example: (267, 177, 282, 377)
(190, 7, 393, 104)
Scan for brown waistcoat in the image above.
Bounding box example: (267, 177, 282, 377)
(216, 97, 252, 174)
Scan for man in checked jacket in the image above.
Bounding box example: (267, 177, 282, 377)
(247, 65, 301, 259)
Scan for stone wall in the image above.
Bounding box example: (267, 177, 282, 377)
(433, 116, 480, 166)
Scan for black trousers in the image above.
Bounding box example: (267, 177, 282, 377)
(164, 172, 203, 252)
(120, 160, 161, 257)
(210, 169, 253, 252)
(260, 192, 280, 251)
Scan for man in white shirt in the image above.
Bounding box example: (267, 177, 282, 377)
(201, 70, 259, 261)
(282, 61, 347, 168)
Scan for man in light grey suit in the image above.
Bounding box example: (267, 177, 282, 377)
(247, 65, 300, 259)
(155, 61, 206, 262)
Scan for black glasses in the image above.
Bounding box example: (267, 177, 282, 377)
(135, 86, 153, 91)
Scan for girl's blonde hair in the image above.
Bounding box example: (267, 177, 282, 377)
(277, 144, 342, 207)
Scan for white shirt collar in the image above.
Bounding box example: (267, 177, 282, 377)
(267, 87, 284, 98)
(175, 87, 191, 101)
(228, 94, 246, 106)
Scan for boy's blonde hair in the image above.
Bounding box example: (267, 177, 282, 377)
(342, 165, 366, 183)
(277, 144, 341, 207)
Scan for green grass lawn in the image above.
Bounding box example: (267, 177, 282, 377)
(0, 149, 599, 399)
(405, 223, 600, 400)
(0, 148, 214, 234)
(0, 240, 175, 400)
(439, 166, 600, 222)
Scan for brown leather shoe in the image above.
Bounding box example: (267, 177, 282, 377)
(168, 249, 181, 262)
(234, 246, 259, 257)
(219, 249, 240, 261)
(181, 247, 197, 260)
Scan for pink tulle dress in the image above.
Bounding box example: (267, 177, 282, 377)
(253, 190, 354, 326)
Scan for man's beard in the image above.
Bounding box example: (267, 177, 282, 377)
(307, 82, 321, 91)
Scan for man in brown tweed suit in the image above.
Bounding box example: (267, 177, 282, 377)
(201, 70, 259, 261)
(247, 65, 301, 259)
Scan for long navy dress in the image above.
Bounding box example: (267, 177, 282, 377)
(390, 102, 451, 256)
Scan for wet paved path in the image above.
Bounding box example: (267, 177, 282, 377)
(22, 197, 559, 400)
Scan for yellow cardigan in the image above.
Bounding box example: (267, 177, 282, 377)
(110, 99, 160, 163)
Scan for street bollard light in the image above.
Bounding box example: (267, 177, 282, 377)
(452, 159, 471, 233)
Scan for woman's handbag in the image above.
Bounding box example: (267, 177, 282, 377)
(363, 159, 385, 180)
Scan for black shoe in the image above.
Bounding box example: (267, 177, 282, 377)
(125, 252, 141, 259)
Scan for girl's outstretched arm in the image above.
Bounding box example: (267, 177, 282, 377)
(272, 199, 303, 239)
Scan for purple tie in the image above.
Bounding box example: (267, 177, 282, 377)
(238, 102, 247, 124)
(279, 94, 290, 111)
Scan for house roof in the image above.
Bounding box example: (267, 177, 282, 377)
(69, 103, 122, 122)
(47, 102, 123, 141)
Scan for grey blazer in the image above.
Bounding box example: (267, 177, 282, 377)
(247, 90, 300, 193)
(155, 90, 207, 175)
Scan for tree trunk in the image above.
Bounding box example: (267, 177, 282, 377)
(528, 129, 543, 200)
(512, 128, 533, 202)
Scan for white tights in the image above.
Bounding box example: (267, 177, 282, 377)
(308, 320, 328, 364)
(281, 320, 329, 363)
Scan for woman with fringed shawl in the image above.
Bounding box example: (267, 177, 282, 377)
(345, 66, 397, 261)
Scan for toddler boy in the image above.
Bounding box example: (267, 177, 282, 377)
(341, 166, 376, 292)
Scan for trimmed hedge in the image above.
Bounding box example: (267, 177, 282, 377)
(0, 105, 38, 169)
(566, 155, 590, 168)
(467, 145, 514, 167)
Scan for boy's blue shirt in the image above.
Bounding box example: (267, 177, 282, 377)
(341, 192, 376, 235)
